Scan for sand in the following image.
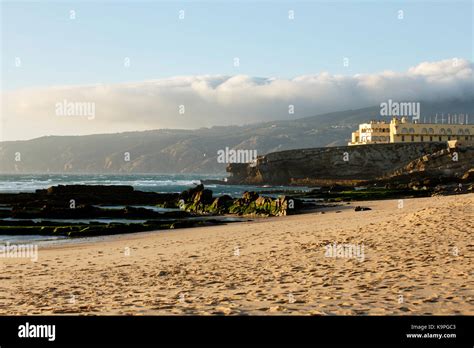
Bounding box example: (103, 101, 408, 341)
(0, 194, 472, 315)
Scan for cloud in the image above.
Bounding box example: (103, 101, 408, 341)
(2, 58, 473, 140)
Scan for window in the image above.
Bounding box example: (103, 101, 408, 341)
(430, 136, 433, 141)
(411, 135, 415, 141)
(440, 128, 446, 135)
(421, 136, 424, 141)
(439, 136, 442, 141)
(401, 135, 405, 141)
(428, 128, 434, 134)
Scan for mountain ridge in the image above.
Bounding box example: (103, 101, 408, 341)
(1, 99, 473, 174)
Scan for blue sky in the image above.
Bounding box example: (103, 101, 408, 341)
(2, 0, 472, 90)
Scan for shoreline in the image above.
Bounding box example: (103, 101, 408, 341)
(3, 201, 351, 248)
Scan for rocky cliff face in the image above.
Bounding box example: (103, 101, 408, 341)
(226, 143, 461, 186)
(385, 145, 474, 183)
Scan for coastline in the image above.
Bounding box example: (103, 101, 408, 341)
(1, 194, 472, 315)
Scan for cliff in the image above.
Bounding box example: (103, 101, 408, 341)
(226, 142, 472, 186)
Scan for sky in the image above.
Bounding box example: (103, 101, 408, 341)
(1, 0, 473, 140)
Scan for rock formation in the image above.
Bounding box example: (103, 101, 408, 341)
(226, 142, 473, 187)
(178, 185, 302, 216)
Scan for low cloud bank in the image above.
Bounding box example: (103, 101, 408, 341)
(2, 58, 473, 140)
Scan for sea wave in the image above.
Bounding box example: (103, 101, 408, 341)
(0, 174, 221, 194)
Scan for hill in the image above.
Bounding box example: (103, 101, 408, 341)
(1, 99, 472, 173)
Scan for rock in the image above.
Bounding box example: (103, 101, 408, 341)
(422, 179, 432, 186)
(226, 193, 300, 217)
(2, 185, 179, 208)
(274, 196, 297, 216)
(255, 196, 272, 208)
(242, 191, 259, 202)
(461, 168, 474, 182)
(408, 181, 421, 189)
(178, 185, 215, 213)
(328, 184, 353, 192)
(226, 143, 448, 185)
(432, 183, 462, 196)
(43, 185, 134, 196)
(209, 195, 233, 214)
(354, 206, 371, 211)
(193, 189, 214, 205)
(179, 184, 204, 203)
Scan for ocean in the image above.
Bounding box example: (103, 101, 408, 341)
(0, 174, 310, 244)
(0, 173, 308, 196)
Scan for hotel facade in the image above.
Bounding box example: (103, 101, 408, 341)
(349, 117, 474, 146)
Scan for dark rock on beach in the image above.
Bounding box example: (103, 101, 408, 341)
(0, 185, 179, 209)
(9, 204, 192, 220)
(209, 195, 234, 214)
(354, 206, 372, 211)
(0, 184, 311, 237)
(177, 185, 303, 217)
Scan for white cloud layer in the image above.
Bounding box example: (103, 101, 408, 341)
(2, 58, 473, 141)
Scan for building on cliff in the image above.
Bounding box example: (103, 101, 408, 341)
(349, 117, 474, 146)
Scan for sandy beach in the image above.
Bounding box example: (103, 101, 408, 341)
(0, 194, 472, 315)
